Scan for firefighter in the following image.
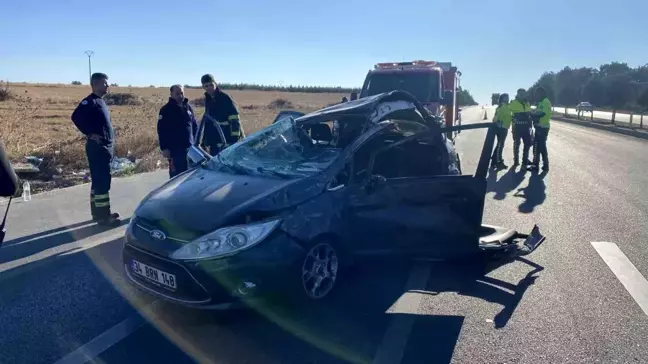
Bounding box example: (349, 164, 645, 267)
(529, 87, 552, 172)
(71, 72, 120, 226)
(157, 85, 198, 178)
(491, 93, 512, 170)
(509, 88, 532, 167)
(198, 74, 243, 155)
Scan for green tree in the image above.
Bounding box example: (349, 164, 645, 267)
(604, 75, 636, 123)
(636, 88, 648, 112)
(456, 87, 477, 106)
(582, 79, 607, 107)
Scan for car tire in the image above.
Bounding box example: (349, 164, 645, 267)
(291, 237, 348, 304)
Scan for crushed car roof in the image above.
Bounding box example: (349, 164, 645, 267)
(297, 90, 430, 123)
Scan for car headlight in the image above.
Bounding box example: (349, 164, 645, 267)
(170, 218, 281, 261)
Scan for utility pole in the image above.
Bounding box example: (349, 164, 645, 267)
(84, 50, 94, 83)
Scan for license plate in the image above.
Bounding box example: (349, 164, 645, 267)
(131, 260, 177, 290)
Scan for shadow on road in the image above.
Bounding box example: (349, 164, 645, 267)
(0, 230, 545, 364)
(514, 171, 548, 213)
(132, 256, 544, 364)
(487, 166, 527, 200)
(0, 236, 149, 364)
(2, 220, 95, 247)
(0, 218, 131, 266)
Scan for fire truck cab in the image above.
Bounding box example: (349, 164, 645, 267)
(359, 60, 462, 140)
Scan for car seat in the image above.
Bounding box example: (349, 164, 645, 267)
(309, 123, 333, 145)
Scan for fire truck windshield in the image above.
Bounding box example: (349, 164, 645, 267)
(363, 71, 440, 102)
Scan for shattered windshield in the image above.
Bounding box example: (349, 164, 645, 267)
(364, 72, 439, 102)
(206, 117, 341, 178)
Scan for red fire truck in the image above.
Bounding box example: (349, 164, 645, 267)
(359, 60, 462, 140)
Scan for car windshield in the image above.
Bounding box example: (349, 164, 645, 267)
(206, 116, 341, 179)
(364, 72, 439, 102)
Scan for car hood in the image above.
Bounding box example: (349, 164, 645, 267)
(134, 167, 326, 234)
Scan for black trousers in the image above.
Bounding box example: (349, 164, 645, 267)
(168, 148, 189, 178)
(86, 141, 113, 218)
(512, 124, 532, 164)
(491, 127, 508, 165)
(532, 127, 550, 167)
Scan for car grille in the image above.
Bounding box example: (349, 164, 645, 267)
(133, 217, 199, 245)
(123, 244, 211, 303)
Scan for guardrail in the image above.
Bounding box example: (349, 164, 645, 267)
(551, 106, 645, 129)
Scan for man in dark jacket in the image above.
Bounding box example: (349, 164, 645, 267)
(157, 85, 198, 178)
(71, 72, 120, 227)
(197, 74, 244, 155)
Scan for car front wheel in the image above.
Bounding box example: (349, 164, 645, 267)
(299, 240, 340, 301)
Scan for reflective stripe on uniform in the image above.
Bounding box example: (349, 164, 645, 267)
(228, 114, 239, 121)
(231, 130, 240, 136)
(95, 201, 111, 207)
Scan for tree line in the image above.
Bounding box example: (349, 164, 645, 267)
(185, 83, 478, 106)
(456, 87, 477, 106)
(184, 83, 362, 94)
(529, 62, 648, 115)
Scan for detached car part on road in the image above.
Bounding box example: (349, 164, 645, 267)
(122, 91, 545, 309)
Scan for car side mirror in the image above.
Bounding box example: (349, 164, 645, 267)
(187, 145, 210, 167)
(366, 174, 387, 193)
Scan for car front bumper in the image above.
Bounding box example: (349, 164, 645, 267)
(122, 228, 305, 310)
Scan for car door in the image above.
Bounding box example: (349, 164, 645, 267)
(355, 133, 486, 259)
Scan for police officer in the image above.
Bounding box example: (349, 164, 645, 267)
(509, 88, 532, 167)
(198, 74, 243, 155)
(529, 87, 552, 172)
(491, 93, 512, 170)
(71, 73, 120, 226)
(157, 85, 198, 178)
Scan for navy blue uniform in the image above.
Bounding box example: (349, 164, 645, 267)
(157, 97, 198, 178)
(71, 93, 116, 220)
(198, 89, 243, 154)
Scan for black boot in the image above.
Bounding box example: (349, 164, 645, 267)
(96, 214, 121, 227)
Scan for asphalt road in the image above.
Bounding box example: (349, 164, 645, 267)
(1, 106, 648, 364)
(552, 106, 643, 124)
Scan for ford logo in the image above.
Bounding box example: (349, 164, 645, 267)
(150, 230, 167, 241)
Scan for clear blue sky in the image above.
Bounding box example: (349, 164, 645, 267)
(1, 0, 646, 104)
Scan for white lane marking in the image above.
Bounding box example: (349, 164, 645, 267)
(52, 300, 159, 364)
(372, 264, 431, 364)
(591, 242, 648, 317)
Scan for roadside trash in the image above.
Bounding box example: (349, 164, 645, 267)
(54, 150, 60, 155)
(26, 156, 43, 166)
(110, 157, 135, 175)
(22, 181, 31, 201)
(56, 167, 63, 174)
(13, 162, 40, 174)
(156, 160, 161, 169)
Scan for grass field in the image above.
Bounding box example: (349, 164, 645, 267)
(0, 83, 346, 193)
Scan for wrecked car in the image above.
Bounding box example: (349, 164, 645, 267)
(121, 90, 545, 309)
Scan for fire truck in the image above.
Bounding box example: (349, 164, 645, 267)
(359, 60, 462, 140)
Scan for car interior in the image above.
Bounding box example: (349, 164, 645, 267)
(349, 121, 445, 183)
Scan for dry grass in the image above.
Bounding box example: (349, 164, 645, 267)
(0, 83, 346, 192)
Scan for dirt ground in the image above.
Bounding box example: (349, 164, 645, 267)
(0, 83, 346, 193)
